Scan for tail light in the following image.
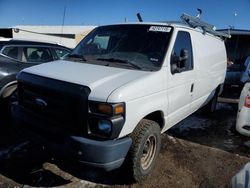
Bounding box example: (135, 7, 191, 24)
(244, 96, 250, 108)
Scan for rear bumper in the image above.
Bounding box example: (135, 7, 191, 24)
(12, 103, 132, 171)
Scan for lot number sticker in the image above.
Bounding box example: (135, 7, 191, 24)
(149, 26, 171, 32)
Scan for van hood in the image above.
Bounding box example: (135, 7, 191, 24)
(21, 60, 150, 102)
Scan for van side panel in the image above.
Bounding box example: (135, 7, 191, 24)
(190, 31, 227, 112)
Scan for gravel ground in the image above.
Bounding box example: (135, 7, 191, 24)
(0, 103, 249, 187)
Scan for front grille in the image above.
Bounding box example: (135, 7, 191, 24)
(17, 72, 90, 136)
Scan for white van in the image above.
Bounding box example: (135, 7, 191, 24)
(12, 14, 228, 182)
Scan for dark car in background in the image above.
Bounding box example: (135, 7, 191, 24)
(0, 38, 71, 63)
(0, 39, 71, 120)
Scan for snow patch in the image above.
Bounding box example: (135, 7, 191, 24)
(170, 115, 211, 134)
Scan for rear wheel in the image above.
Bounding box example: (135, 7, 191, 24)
(202, 91, 218, 115)
(126, 119, 161, 182)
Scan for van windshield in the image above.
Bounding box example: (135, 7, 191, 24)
(69, 24, 172, 71)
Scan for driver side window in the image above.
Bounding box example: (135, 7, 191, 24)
(171, 31, 193, 74)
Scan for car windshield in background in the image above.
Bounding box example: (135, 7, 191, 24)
(69, 25, 172, 71)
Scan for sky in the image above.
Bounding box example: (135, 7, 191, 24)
(0, 0, 249, 30)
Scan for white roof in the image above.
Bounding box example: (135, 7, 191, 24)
(102, 21, 188, 28)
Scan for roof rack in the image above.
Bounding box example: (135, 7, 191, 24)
(180, 13, 231, 39)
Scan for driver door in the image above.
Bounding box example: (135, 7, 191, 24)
(167, 30, 195, 127)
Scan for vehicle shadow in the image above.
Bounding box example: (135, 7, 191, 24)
(0, 117, 72, 187)
(0, 143, 72, 187)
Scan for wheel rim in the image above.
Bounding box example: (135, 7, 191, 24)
(140, 134, 157, 170)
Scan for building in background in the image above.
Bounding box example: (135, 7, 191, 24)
(0, 25, 95, 48)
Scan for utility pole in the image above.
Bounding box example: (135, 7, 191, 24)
(60, 5, 67, 43)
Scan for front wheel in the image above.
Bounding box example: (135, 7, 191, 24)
(0, 88, 17, 125)
(127, 119, 161, 182)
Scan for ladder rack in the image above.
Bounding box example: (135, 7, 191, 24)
(180, 13, 231, 39)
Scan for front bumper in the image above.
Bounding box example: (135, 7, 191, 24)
(12, 103, 132, 171)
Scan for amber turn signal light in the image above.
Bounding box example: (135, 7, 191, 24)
(114, 104, 124, 115)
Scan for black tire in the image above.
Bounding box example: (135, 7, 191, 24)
(126, 119, 161, 182)
(0, 89, 17, 126)
(202, 91, 218, 115)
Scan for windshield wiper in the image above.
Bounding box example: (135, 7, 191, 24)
(96, 57, 141, 70)
(67, 54, 86, 61)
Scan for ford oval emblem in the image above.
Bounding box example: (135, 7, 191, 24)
(35, 98, 47, 109)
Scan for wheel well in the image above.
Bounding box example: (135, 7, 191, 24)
(143, 111, 164, 130)
(217, 84, 224, 96)
(0, 81, 17, 98)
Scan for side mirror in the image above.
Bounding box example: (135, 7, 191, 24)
(171, 62, 181, 74)
(171, 48, 189, 74)
(179, 48, 188, 62)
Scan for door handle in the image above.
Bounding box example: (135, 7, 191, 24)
(190, 83, 194, 93)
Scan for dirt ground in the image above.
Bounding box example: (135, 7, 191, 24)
(0, 103, 250, 188)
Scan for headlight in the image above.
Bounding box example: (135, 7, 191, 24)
(98, 120, 112, 134)
(89, 102, 125, 116)
(88, 101, 125, 138)
(97, 104, 113, 115)
(88, 118, 112, 137)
